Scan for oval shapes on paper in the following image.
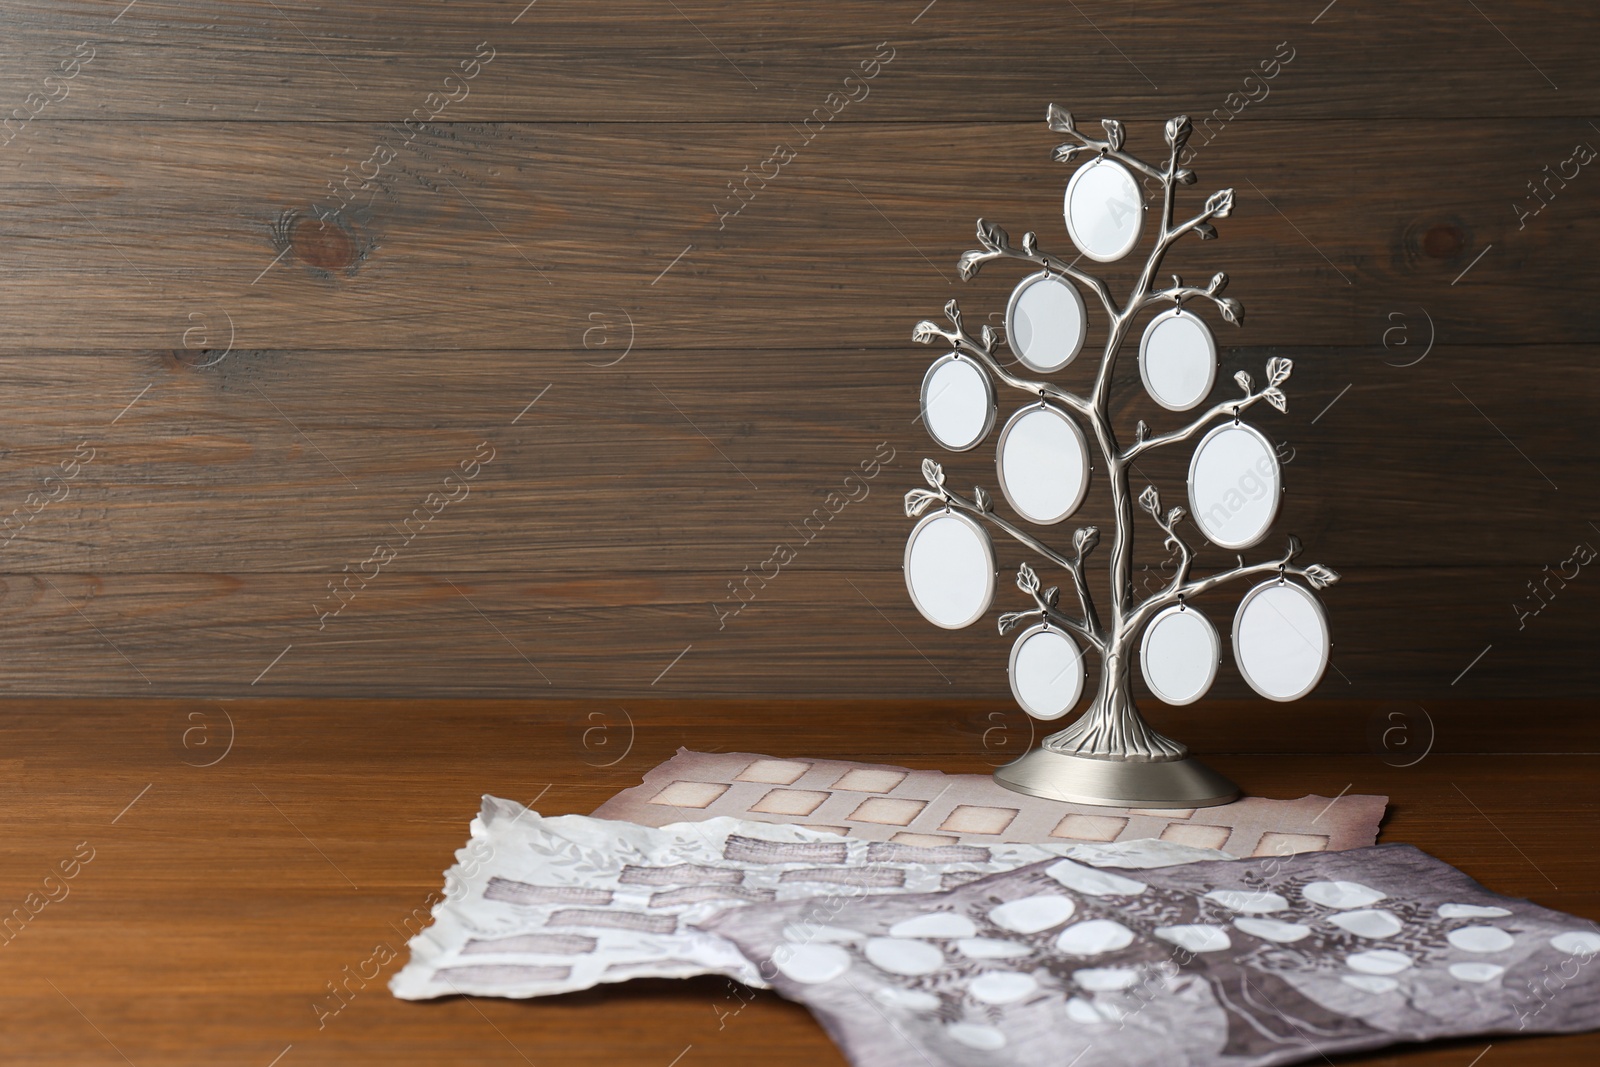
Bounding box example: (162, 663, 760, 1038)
(1233, 917, 1311, 943)
(904, 511, 995, 630)
(1009, 624, 1084, 721)
(1552, 931, 1600, 956)
(1233, 580, 1332, 702)
(1045, 859, 1147, 897)
(1007, 271, 1088, 372)
(921, 353, 995, 452)
(1204, 889, 1289, 915)
(946, 1023, 1008, 1051)
(1055, 919, 1136, 956)
(996, 404, 1091, 525)
(1342, 975, 1399, 994)
(865, 937, 944, 976)
(1155, 924, 1232, 954)
(889, 912, 978, 940)
(875, 986, 940, 1012)
(1064, 157, 1142, 263)
(775, 943, 852, 984)
(1139, 309, 1217, 411)
(957, 937, 1033, 960)
(1188, 421, 1281, 550)
(1438, 903, 1512, 920)
(1450, 962, 1506, 984)
(968, 971, 1039, 1005)
(988, 893, 1075, 934)
(1329, 909, 1403, 939)
(1140, 605, 1219, 706)
(1346, 949, 1413, 976)
(1072, 966, 1141, 992)
(1447, 926, 1516, 953)
(1303, 880, 1387, 910)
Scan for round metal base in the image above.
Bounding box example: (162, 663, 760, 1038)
(993, 747, 1239, 808)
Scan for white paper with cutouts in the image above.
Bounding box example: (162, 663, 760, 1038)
(389, 796, 1227, 1001)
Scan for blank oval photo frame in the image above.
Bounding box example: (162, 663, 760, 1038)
(903, 510, 996, 630)
(1008, 623, 1084, 720)
(1063, 157, 1143, 263)
(1005, 271, 1086, 373)
(1139, 308, 1216, 412)
(920, 353, 995, 452)
(1139, 604, 1219, 706)
(1187, 421, 1281, 550)
(1233, 579, 1331, 702)
(996, 404, 1090, 526)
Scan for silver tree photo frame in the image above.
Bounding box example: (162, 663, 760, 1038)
(902, 105, 1340, 808)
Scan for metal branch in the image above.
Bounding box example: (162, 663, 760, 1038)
(912, 301, 1095, 422)
(956, 221, 1119, 320)
(913, 473, 1105, 648)
(1125, 534, 1337, 636)
(1123, 356, 1290, 462)
(1140, 271, 1244, 326)
(1005, 564, 1103, 649)
(1046, 103, 1165, 182)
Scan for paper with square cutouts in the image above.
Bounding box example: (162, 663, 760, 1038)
(697, 844, 1600, 1067)
(591, 749, 1387, 856)
(389, 796, 1230, 1001)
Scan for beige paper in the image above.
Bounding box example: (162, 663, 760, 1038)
(592, 749, 1386, 857)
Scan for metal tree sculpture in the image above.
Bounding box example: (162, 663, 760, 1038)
(903, 105, 1339, 807)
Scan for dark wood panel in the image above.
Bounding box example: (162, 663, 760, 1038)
(0, 345, 1589, 572)
(0, 698, 1595, 1065)
(0, 563, 1588, 699)
(1, 119, 1596, 350)
(0, 2, 1592, 119)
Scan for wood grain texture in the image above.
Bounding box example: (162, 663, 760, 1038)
(0, 0, 1595, 703)
(0, 698, 1595, 1065)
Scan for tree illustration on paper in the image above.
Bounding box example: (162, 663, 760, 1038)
(902, 106, 1339, 768)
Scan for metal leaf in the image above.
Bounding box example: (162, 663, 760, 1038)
(1073, 526, 1100, 556)
(1045, 103, 1074, 134)
(1194, 222, 1218, 240)
(1286, 534, 1303, 558)
(1016, 562, 1040, 593)
(1164, 115, 1192, 151)
(1052, 143, 1082, 164)
(1043, 586, 1060, 608)
(1021, 231, 1038, 256)
(976, 220, 1007, 254)
(911, 320, 941, 345)
(1302, 563, 1340, 589)
(1135, 419, 1149, 443)
(979, 325, 996, 351)
(943, 298, 961, 322)
(1138, 485, 1160, 516)
(904, 488, 939, 517)
(1264, 387, 1287, 413)
(1267, 356, 1293, 386)
(998, 611, 1031, 635)
(1175, 168, 1197, 185)
(1234, 369, 1254, 392)
(1204, 188, 1235, 219)
(974, 486, 992, 512)
(956, 250, 986, 281)
(921, 458, 946, 488)
(1166, 505, 1186, 526)
(1100, 118, 1125, 151)
(1218, 297, 1244, 326)
(972, 217, 998, 252)
(1209, 271, 1228, 295)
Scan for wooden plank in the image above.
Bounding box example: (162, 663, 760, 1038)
(0, 2, 1590, 120)
(0, 698, 1594, 1065)
(0, 564, 1586, 699)
(0, 119, 1595, 349)
(0, 345, 1587, 572)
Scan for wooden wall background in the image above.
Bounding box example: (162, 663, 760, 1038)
(0, 0, 1596, 711)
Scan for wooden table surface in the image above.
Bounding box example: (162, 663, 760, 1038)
(2, 697, 1594, 1065)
